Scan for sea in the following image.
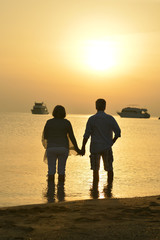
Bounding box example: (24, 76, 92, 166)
(0, 112, 160, 207)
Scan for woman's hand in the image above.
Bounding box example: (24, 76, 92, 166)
(76, 148, 83, 155)
(80, 146, 85, 156)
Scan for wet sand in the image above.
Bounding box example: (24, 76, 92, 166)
(0, 195, 160, 240)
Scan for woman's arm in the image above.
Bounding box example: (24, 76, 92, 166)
(42, 122, 48, 149)
(68, 122, 80, 153)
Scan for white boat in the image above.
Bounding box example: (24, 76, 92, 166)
(31, 102, 49, 114)
(117, 107, 150, 118)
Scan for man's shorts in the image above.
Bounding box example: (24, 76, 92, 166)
(90, 148, 113, 172)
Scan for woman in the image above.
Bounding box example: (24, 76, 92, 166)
(42, 105, 81, 182)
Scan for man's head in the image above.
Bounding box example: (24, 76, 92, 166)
(96, 98, 106, 111)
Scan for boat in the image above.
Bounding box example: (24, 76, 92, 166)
(117, 107, 150, 118)
(31, 102, 49, 114)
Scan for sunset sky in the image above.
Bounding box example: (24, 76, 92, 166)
(1, 0, 160, 116)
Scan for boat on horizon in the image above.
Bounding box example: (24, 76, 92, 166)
(31, 102, 49, 114)
(117, 107, 150, 118)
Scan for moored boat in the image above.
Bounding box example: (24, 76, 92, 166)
(31, 102, 49, 114)
(117, 107, 150, 118)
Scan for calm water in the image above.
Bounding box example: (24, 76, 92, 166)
(0, 112, 160, 207)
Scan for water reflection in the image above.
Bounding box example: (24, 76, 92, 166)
(90, 178, 113, 199)
(103, 183, 113, 198)
(44, 177, 65, 203)
(90, 178, 99, 199)
(45, 180, 56, 203)
(57, 180, 65, 201)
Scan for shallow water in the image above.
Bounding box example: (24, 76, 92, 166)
(0, 112, 160, 207)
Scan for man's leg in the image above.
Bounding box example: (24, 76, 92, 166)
(90, 153, 100, 181)
(102, 149, 114, 184)
(90, 170, 99, 199)
(93, 170, 99, 182)
(107, 170, 114, 184)
(93, 170, 99, 189)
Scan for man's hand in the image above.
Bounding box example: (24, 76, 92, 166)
(80, 137, 88, 156)
(112, 136, 118, 145)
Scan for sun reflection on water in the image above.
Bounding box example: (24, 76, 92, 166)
(0, 113, 160, 207)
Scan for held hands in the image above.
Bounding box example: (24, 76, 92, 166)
(76, 148, 83, 155)
(80, 146, 85, 156)
(75, 147, 85, 156)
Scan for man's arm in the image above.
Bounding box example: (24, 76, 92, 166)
(81, 137, 88, 156)
(112, 117, 121, 145)
(81, 118, 92, 155)
(112, 136, 119, 145)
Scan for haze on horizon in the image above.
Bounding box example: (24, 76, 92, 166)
(1, 0, 160, 116)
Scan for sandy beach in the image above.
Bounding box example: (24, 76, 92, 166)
(0, 195, 160, 240)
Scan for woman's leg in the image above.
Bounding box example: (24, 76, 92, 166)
(48, 174, 55, 182)
(47, 148, 57, 177)
(58, 174, 65, 182)
(57, 148, 69, 180)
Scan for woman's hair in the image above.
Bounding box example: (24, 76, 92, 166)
(52, 105, 66, 119)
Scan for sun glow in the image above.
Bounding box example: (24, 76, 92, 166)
(85, 40, 118, 71)
(59, 36, 138, 76)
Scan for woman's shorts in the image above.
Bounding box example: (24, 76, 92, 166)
(90, 148, 113, 172)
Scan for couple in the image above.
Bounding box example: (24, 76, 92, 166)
(42, 98, 121, 185)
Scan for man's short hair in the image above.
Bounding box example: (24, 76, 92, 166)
(96, 99, 106, 111)
(52, 105, 66, 119)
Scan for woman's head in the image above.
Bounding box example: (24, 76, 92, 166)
(52, 105, 66, 119)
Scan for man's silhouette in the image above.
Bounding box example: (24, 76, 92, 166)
(81, 99, 121, 184)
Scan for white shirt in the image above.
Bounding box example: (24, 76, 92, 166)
(83, 111, 121, 154)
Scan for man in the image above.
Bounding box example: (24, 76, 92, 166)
(81, 99, 121, 184)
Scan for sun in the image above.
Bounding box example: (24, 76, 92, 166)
(85, 40, 118, 71)
(59, 37, 125, 75)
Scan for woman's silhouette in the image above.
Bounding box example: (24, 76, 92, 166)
(42, 105, 81, 183)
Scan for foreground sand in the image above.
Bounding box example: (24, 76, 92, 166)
(0, 195, 160, 240)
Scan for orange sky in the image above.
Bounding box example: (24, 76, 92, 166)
(1, 0, 160, 116)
